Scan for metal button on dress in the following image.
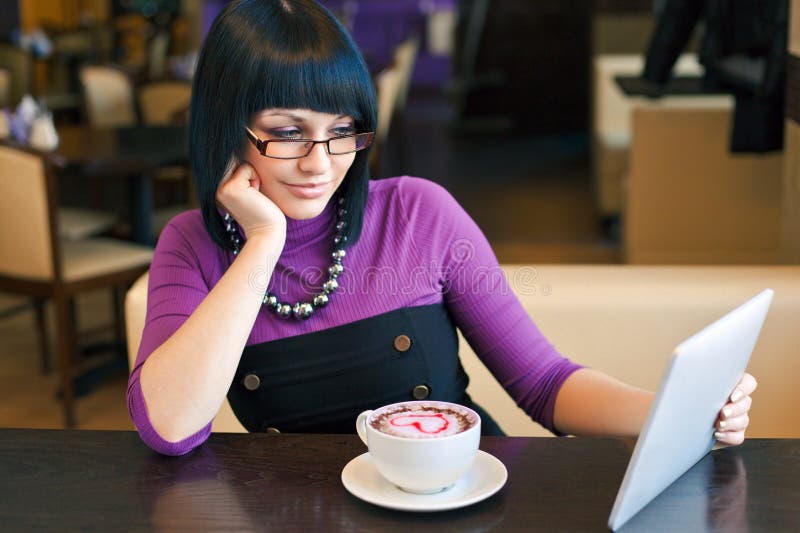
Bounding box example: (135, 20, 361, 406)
(243, 373, 261, 391)
(412, 384, 430, 399)
(266, 427, 281, 435)
(393, 334, 412, 352)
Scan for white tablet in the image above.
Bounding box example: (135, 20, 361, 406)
(608, 289, 773, 531)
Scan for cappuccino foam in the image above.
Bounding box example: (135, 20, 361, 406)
(370, 403, 476, 439)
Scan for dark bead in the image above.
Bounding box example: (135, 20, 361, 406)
(292, 302, 314, 319)
(328, 263, 344, 277)
(264, 294, 279, 308)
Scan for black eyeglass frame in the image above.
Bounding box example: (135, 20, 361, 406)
(244, 126, 375, 160)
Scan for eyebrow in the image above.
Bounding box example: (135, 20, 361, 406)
(256, 112, 350, 123)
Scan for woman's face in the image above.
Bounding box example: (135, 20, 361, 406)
(244, 108, 358, 220)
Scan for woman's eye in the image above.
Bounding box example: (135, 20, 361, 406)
(331, 126, 355, 137)
(270, 128, 303, 139)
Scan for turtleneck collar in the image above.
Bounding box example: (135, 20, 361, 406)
(282, 195, 337, 251)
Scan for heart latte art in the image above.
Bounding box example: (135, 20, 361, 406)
(369, 403, 477, 438)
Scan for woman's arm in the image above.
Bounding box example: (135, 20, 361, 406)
(553, 368, 758, 444)
(552, 368, 653, 437)
(138, 162, 286, 444)
(139, 230, 282, 443)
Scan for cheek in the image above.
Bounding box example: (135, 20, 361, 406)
(334, 154, 357, 179)
(248, 157, 288, 185)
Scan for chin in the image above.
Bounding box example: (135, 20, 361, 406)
(281, 198, 331, 220)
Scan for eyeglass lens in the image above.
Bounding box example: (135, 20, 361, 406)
(264, 134, 372, 158)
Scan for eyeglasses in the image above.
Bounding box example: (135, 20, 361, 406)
(244, 126, 375, 160)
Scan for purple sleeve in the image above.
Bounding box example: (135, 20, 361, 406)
(126, 216, 214, 455)
(398, 178, 582, 434)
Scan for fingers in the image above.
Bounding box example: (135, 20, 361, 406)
(714, 373, 757, 447)
(730, 373, 757, 402)
(721, 395, 752, 420)
(216, 162, 257, 209)
(715, 430, 745, 446)
(222, 161, 255, 190)
(717, 412, 749, 432)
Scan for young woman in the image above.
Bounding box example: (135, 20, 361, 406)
(128, 0, 756, 455)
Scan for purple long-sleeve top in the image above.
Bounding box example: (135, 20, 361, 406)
(128, 177, 582, 455)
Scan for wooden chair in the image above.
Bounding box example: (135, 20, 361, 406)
(77, 64, 141, 230)
(78, 64, 137, 127)
(137, 80, 191, 125)
(0, 143, 153, 427)
(125, 272, 247, 433)
(392, 37, 419, 114)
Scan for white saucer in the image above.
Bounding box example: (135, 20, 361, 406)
(341, 450, 507, 512)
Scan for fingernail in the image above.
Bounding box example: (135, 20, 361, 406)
(719, 420, 727, 429)
(730, 390, 744, 403)
(723, 407, 732, 419)
(714, 432, 725, 440)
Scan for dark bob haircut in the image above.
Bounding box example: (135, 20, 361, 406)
(189, 0, 377, 252)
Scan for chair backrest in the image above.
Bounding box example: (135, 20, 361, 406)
(0, 43, 32, 106)
(137, 81, 191, 125)
(392, 37, 419, 113)
(79, 65, 137, 127)
(125, 271, 246, 433)
(0, 145, 56, 281)
(371, 37, 419, 167)
(374, 66, 402, 147)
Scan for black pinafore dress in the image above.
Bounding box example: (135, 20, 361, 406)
(226, 304, 504, 436)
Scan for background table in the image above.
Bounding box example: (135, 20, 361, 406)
(0, 430, 797, 531)
(54, 125, 188, 245)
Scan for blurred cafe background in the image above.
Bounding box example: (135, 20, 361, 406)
(1, 1, 799, 436)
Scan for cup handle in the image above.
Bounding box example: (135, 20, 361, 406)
(356, 410, 372, 446)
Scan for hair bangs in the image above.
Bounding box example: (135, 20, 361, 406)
(241, 38, 375, 133)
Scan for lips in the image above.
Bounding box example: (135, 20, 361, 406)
(283, 181, 332, 199)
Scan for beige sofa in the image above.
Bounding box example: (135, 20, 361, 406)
(127, 265, 800, 438)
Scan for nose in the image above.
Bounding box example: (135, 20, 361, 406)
(298, 141, 332, 175)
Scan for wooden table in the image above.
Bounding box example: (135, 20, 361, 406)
(54, 125, 188, 245)
(0, 430, 797, 531)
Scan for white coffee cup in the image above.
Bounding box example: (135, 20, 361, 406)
(356, 400, 481, 494)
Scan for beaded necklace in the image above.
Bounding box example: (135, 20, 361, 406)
(223, 197, 347, 319)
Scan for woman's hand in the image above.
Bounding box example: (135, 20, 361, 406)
(215, 160, 286, 242)
(714, 373, 757, 446)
